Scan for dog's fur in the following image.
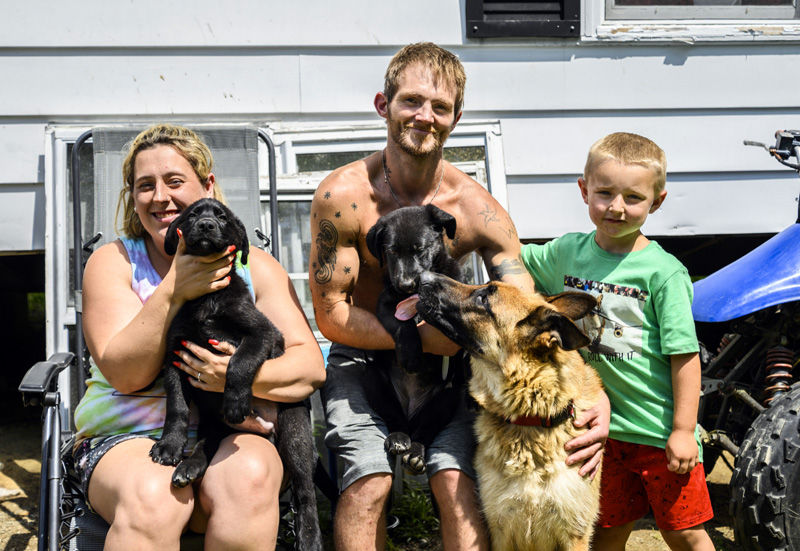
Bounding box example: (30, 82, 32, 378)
(417, 272, 604, 551)
(147, 198, 323, 550)
(364, 204, 467, 474)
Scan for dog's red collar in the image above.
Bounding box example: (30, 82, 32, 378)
(507, 400, 575, 428)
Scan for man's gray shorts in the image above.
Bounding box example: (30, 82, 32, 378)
(321, 343, 476, 491)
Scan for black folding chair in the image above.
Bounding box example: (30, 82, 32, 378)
(19, 124, 336, 551)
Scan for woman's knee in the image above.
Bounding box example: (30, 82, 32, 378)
(202, 435, 283, 506)
(89, 440, 194, 531)
(124, 474, 194, 525)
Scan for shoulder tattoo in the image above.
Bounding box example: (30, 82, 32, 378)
(489, 256, 527, 281)
(478, 203, 500, 227)
(314, 219, 338, 284)
(478, 203, 518, 240)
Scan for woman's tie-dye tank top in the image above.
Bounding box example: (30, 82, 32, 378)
(74, 236, 254, 448)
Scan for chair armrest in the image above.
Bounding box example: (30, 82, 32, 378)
(19, 352, 76, 405)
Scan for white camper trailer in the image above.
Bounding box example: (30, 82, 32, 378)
(3, 0, 800, 416)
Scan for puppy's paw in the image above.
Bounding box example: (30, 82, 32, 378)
(385, 432, 411, 456)
(172, 456, 208, 488)
(222, 395, 252, 425)
(149, 438, 184, 466)
(402, 442, 427, 475)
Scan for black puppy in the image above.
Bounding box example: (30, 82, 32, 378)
(365, 204, 467, 474)
(148, 198, 323, 550)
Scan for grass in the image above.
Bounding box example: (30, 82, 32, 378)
(387, 480, 440, 550)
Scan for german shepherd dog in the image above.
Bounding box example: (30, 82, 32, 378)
(416, 272, 604, 551)
(148, 198, 323, 551)
(364, 204, 467, 474)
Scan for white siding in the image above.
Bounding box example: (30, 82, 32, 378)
(3, 0, 800, 249)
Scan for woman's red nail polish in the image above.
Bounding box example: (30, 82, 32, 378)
(209, 339, 220, 346)
(181, 340, 188, 347)
(227, 245, 236, 253)
(173, 361, 181, 367)
(177, 228, 183, 238)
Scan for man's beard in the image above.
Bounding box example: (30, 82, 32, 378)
(387, 112, 451, 158)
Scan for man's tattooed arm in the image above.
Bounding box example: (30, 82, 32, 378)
(488, 255, 527, 281)
(313, 218, 338, 285)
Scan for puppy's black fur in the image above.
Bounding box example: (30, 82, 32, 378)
(148, 198, 323, 550)
(364, 204, 467, 474)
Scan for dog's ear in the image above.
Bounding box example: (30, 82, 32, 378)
(520, 309, 591, 352)
(164, 217, 182, 256)
(232, 210, 251, 265)
(426, 205, 457, 240)
(366, 222, 385, 267)
(546, 292, 597, 321)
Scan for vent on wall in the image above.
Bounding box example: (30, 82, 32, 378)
(465, 0, 580, 38)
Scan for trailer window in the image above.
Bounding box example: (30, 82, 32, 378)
(263, 144, 491, 336)
(606, 0, 799, 21)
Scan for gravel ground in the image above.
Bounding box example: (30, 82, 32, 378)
(0, 420, 736, 551)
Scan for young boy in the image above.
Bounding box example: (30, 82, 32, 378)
(521, 132, 715, 551)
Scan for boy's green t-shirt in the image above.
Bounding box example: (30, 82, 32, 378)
(521, 231, 700, 452)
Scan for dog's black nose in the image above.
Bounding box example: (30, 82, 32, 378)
(419, 272, 435, 287)
(397, 277, 418, 294)
(197, 218, 218, 233)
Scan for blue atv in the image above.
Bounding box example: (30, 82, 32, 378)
(693, 130, 800, 551)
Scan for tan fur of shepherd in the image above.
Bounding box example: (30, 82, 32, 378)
(457, 282, 604, 551)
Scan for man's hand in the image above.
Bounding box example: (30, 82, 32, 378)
(417, 321, 461, 357)
(564, 391, 610, 479)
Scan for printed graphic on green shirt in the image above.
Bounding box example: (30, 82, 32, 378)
(563, 275, 645, 363)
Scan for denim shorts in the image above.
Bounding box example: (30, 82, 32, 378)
(320, 343, 477, 491)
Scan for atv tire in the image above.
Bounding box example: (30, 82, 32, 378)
(730, 385, 800, 551)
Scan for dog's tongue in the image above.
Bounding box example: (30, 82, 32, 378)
(395, 294, 420, 321)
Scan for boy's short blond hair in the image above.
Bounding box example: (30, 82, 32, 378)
(584, 132, 667, 193)
(384, 42, 467, 116)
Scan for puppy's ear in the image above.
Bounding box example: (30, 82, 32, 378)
(521, 309, 591, 352)
(164, 217, 182, 256)
(233, 213, 250, 265)
(366, 223, 385, 268)
(546, 292, 597, 321)
(426, 205, 457, 240)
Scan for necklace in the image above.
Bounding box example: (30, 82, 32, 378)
(381, 149, 443, 208)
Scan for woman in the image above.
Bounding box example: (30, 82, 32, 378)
(73, 124, 326, 550)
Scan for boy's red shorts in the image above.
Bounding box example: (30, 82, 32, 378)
(597, 438, 714, 531)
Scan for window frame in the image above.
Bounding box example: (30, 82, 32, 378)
(606, 1, 798, 22)
(264, 121, 506, 339)
(584, 0, 800, 42)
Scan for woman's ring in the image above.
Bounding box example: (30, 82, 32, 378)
(197, 372, 203, 383)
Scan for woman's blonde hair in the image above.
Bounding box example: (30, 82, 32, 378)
(584, 132, 667, 193)
(116, 124, 225, 238)
(384, 42, 467, 116)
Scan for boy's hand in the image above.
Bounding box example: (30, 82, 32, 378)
(665, 429, 699, 474)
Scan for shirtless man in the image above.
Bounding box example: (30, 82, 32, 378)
(310, 42, 609, 551)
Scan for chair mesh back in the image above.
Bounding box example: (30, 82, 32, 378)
(91, 125, 263, 249)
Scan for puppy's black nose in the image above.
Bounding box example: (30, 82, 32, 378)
(197, 218, 218, 233)
(397, 277, 418, 294)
